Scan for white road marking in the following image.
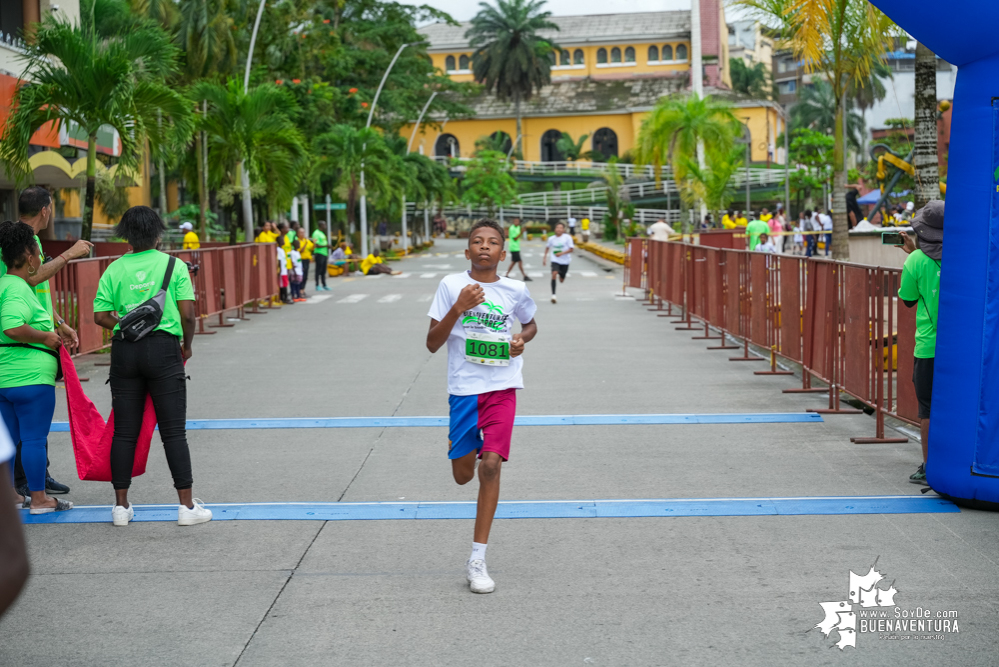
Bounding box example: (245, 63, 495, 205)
(580, 271, 598, 277)
(378, 294, 403, 303)
(305, 295, 332, 304)
(363, 274, 384, 279)
(420, 272, 439, 278)
(337, 294, 369, 303)
(423, 264, 452, 269)
(418, 295, 433, 302)
(393, 272, 412, 279)
(529, 271, 545, 277)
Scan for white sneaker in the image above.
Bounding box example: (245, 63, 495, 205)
(178, 499, 212, 526)
(112, 503, 134, 527)
(466, 559, 495, 594)
(551, 295, 557, 304)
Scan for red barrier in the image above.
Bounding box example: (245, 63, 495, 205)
(47, 243, 279, 357)
(628, 241, 921, 441)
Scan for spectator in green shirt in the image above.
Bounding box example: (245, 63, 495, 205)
(745, 217, 770, 253)
(93, 206, 211, 527)
(311, 222, 330, 291)
(898, 200, 944, 486)
(3, 187, 91, 499)
(503, 218, 530, 281)
(0, 221, 72, 515)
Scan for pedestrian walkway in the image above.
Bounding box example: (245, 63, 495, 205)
(2, 238, 994, 666)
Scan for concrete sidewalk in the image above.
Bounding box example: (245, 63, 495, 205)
(1, 239, 995, 666)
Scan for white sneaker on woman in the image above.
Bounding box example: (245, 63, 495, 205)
(112, 504, 134, 527)
(466, 559, 495, 594)
(178, 499, 212, 526)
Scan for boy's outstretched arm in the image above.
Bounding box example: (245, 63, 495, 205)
(427, 284, 484, 353)
(510, 319, 537, 358)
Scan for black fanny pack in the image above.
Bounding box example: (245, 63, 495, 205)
(118, 256, 177, 342)
(0, 342, 63, 381)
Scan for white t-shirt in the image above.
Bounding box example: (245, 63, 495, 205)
(547, 233, 574, 265)
(428, 272, 538, 396)
(820, 214, 833, 231)
(793, 225, 803, 243)
(276, 248, 288, 277)
(0, 418, 13, 463)
(568, 217, 577, 228)
(647, 221, 674, 241)
(289, 250, 303, 278)
(755, 239, 777, 253)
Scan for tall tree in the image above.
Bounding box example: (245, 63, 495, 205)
(460, 150, 519, 216)
(466, 0, 559, 156)
(913, 42, 940, 208)
(729, 58, 771, 99)
(195, 79, 306, 242)
(634, 93, 739, 193)
(556, 132, 599, 162)
(0, 0, 192, 240)
(789, 79, 863, 151)
(735, 0, 898, 258)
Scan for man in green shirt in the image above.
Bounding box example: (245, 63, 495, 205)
(745, 215, 770, 251)
(4, 187, 91, 498)
(898, 199, 944, 486)
(311, 222, 330, 291)
(503, 218, 531, 281)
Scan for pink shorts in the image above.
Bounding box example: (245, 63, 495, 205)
(448, 388, 517, 461)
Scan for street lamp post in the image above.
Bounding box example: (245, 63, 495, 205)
(359, 43, 412, 257)
(240, 0, 267, 242)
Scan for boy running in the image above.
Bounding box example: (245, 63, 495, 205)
(426, 219, 538, 594)
(543, 221, 574, 303)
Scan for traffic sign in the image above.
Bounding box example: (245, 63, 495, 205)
(314, 203, 346, 210)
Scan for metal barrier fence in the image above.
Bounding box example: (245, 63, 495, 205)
(49, 243, 279, 357)
(630, 239, 919, 443)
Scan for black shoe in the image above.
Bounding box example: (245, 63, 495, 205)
(523, 275, 533, 281)
(908, 463, 928, 486)
(46, 476, 70, 494)
(15, 483, 29, 498)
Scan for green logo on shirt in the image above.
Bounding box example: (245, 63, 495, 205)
(462, 302, 507, 331)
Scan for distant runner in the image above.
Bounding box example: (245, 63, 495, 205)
(543, 222, 574, 304)
(503, 218, 530, 281)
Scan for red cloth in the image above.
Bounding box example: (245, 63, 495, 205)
(61, 346, 157, 482)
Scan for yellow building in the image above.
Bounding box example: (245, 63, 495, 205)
(405, 8, 785, 166)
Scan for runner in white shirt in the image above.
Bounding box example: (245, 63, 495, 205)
(647, 219, 674, 242)
(542, 222, 574, 304)
(427, 219, 538, 594)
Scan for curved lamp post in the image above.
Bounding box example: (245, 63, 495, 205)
(239, 0, 268, 242)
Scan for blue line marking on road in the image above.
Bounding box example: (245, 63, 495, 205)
(19, 495, 956, 524)
(48, 412, 823, 432)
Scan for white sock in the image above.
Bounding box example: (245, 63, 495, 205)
(470, 542, 487, 562)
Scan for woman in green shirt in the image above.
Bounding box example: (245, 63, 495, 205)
(0, 221, 72, 514)
(93, 206, 211, 527)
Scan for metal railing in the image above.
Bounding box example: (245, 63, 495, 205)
(405, 201, 685, 225)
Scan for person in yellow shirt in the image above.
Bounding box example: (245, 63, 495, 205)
(581, 217, 590, 242)
(759, 208, 773, 223)
(722, 209, 736, 229)
(360, 249, 400, 275)
(180, 222, 200, 249)
(734, 210, 749, 227)
(296, 226, 314, 294)
(256, 222, 278, 243)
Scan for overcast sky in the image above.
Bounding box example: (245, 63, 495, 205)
(402, 0, 715, 24)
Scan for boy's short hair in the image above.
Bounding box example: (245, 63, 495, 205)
(469, 218, 505, 244)
(554, 221, 565, 229)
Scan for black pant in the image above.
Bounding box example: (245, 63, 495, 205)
(301, 259, 310, 288)
(110, 332, 193, 490)
(314, 254, 328, 286)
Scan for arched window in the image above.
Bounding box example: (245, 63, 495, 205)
(662, 44, 673, 61)
(624, 46, 635, 63)
(490, 131, 513, 155)
(573, 49, 584, 65)
(676, 44, 688, 61)
(435, 133, 459, 158)
(459, 54, 469, 70)
(560, 50, 570, 66)
(611, 47, 622, 63)
(597, 48, 607, 64)
(445, 55, 456, 71)
(592, 128, 618, 161)
(648, 45, 659, 62)
(541, 129, 565, 162)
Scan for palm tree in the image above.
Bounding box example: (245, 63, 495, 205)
(313, 125, 396, 235)
(734, 0, 898, 258)
(849, 60, 891, 162)
(466, 0, 558, 156)
(730, 58, 771, 99)
(679, 145, 744, 219)
(913, 42, 940, 208)
(790, 80, 863, 150)
(0, 3, 193, 240)
(556, 132, 599, 162)
(195, 79, 306, 242)
(634, 94, 739, 191)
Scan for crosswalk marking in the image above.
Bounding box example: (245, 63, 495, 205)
(393, 273, 411, 279)
(529, 271, 545, 277)
(423, 264, 452, 269)
(377, 294, 402, 303)
(420, 272, 439, 278)
(337, 294, 368, 303)
(418, 295, 433, 302)
(580, 271, 597, 277)
(363, 274, 384, 279)
(304, 294, 332, 304)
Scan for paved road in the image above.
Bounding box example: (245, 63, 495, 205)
(1, 239, 996, 666)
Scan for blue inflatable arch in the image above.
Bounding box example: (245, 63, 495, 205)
(871, 0, 999, 506)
